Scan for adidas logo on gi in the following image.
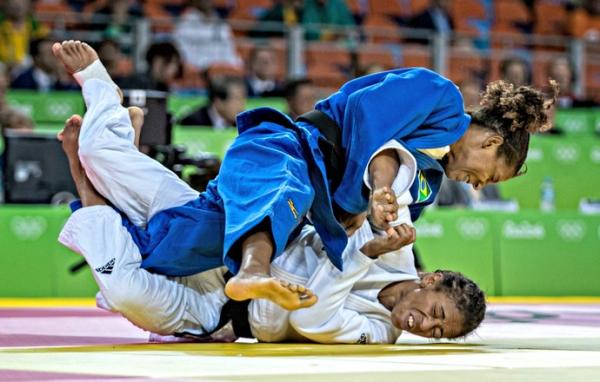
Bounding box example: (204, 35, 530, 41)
(95, 258, 115, 274)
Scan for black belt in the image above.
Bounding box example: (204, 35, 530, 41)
(215, 272, 253, 338)
(296, 110, 345, 192)
(175, 272, 253, 340)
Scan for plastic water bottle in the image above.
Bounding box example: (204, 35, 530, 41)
(540, 176, 555, 212)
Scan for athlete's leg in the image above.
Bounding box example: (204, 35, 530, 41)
(53, 40, 197, 227)
(58, 126, 227, 336)
(218, 124, 319, 310)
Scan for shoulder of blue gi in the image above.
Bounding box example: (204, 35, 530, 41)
(316, 67, 471, 214)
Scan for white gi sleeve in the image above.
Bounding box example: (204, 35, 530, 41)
(362, 140, 418, 275)
(59, 206, 227, 336)
(288, 223, 393, 344)
(362, 139, 417, 196)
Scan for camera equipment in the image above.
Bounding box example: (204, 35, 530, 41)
(2, 129, 76, 204)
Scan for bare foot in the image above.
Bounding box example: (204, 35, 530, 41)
(57, 114, 83, 157)
(59, 115, 106, 207)
(128, 106, 144, 148)
(52, 40, 98, 75)
(225, 273, 318, 311)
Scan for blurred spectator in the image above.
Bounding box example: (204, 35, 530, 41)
(458, 79, 483, 108)
(0, 63, 9, 112)
(96, 40, 124, 82)
(355, 63, 387, 78)
(0, 62, 33, 204)
(302, 0, 355, 41)
(436, 176, 503, 207)
(245, 46, 284, 97)
(11, 38, 76, 91)
(119, 42, 182, 92)
(284, 78, 316, 120)
(500, 57, 532, 87)
(547, 56, 598, 108)
(255, 0, 355, 40)
(0, 0, 48, 67)
(87, 0, 143, 36)
(179, 76, 246, 128)
(0, 63, 33, 131)
(253, 0, 303, 38)
(174, 0, 241, 70)
(407, 0, 453, 34)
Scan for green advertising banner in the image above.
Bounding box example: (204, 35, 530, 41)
(2, 206, 597, 297)
(498, 135, 600, 210)
(172, 126, 238, 159)
(554, 108, 600, 135)
(0, 206, 98, 297)
(495, 211, 600, 296)
(413, 209, 497, 296)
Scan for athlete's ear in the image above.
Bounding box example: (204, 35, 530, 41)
(420, 272, 443, 288)
(482, 133, 503, 149)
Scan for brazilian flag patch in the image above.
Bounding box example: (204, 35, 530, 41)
(416, 171, 432, 203)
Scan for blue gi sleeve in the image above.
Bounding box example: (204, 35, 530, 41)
(317, 68, 470, 214)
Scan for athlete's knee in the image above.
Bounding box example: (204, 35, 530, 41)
(102, 272, 175, 335)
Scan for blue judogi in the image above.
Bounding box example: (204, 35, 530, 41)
(114, 68, 469, 276)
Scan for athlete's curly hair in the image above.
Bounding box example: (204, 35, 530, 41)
(434, 269, 486, 339)
(467, 79, 559, 176)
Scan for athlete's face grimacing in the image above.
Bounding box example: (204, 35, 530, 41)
(389, 273, 464, 339)
(442, 124, 515, 190)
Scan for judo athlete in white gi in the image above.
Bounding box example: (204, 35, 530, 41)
(57, 112, 485, 342)
(59, 180, 485, 343)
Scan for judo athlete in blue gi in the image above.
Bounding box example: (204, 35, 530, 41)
(53, 41, 557, 311)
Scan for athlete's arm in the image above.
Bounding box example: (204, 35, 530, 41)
(368, 149, 400, 230)
(288, 222, 398, 344)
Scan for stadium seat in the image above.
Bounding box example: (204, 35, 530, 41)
(534, 2, 567, 36)
(34, 0, 75, 28)
(449, 53, 487, 84)
(369, 0, 406, 18)
(401, 46, 431, 69)
(363, 15, 402, 43)
(493, 0, 531, 33)
(357, 48, 397, 69)
(451, 0, 486, 20)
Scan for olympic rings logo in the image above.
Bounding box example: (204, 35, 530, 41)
(9, 216, 48, 241)
(556, 220, 586, 241)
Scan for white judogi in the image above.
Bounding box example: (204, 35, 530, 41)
(60, 208, 418, 343)
(77, 78, 199, 228)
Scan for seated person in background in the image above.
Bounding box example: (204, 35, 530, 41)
(284, 78, 316, 120)
(245, 46, 284, 98)
(0, 0, 48, 68)
(548, 56, 598, 108)
(0, 62, 33, 130)
(436, 175, 503, 208)
(252, 0, 303, 38)
(96, 39, 125, 84)
(458, 79, 483, 109)
(179, 75, 246, 128)
(0, 62, 34, 203)
(405, 0, 453, 44)
(119, 41, 182, 92)
(11, 38, 77, 91)
(355, 63, 387, 78)
(302, 0, 356, 41)
(500, 57, 532, 88)
(174, 0, 241, 70)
